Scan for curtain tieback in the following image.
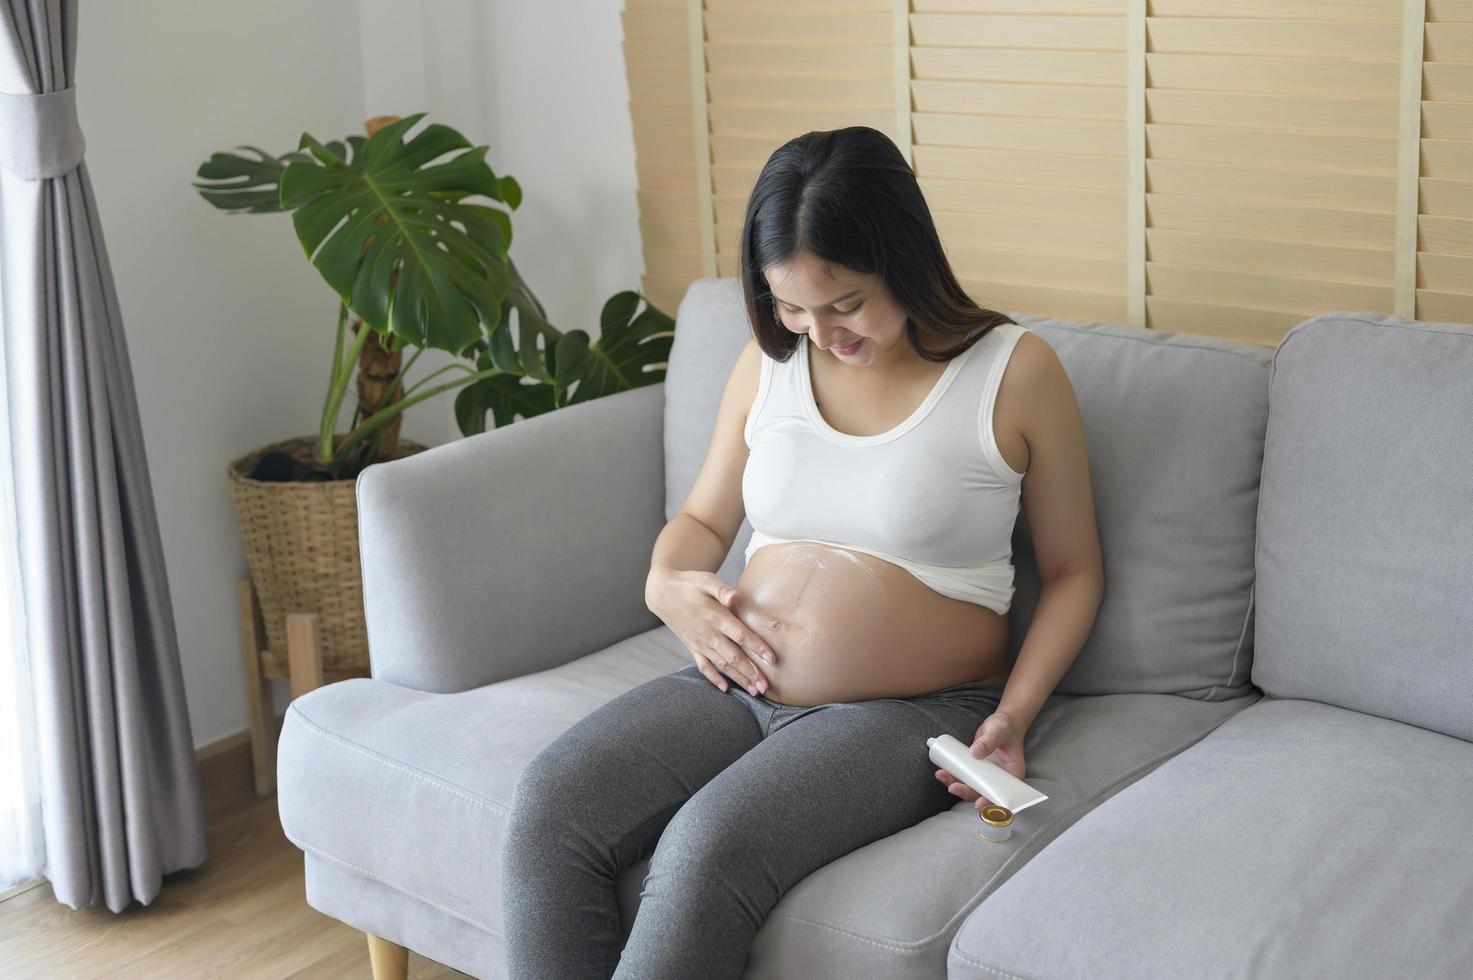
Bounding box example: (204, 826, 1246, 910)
(0, 85, 86, 180)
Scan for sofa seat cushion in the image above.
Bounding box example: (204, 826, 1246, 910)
(280, 627, 1258, 977)
(276, 627, 693, 940)
(949, 696, 1473, 979)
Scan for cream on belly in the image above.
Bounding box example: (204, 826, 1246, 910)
(731, 541, 1011, 707)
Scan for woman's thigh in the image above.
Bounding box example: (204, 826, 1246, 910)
(638, 683, 1005, 905)
(506, 664, 767, 867)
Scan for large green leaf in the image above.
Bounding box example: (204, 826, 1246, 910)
(552, 291, 674, 405)
(278, 112, 515, 355)
(453, 369, 557, 434)
(192, 141, 349, 214)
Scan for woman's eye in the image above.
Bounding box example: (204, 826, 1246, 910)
(838, 304, 863, 316)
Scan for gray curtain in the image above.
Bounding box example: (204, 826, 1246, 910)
(0, 1, 206, 910)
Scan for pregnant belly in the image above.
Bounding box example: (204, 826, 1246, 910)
(731, 541, 1012, 707)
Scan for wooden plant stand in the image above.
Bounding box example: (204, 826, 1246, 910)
(236, 578, 371, 795)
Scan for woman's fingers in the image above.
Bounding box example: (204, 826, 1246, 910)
(711, 634, 765, 693)
(935, 768, 980, 801)
(717, 615, 776, 669)
(693, 653, 730, 692)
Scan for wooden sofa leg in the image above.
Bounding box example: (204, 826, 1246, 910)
(366, 932, 409, 979)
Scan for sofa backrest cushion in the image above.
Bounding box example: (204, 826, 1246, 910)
(664, 278, 754, 588)
(1006, 314, 1272, 699)
(1253, 312, 1473, 741)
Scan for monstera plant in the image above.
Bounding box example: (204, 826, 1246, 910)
(194, 111, 673, 481)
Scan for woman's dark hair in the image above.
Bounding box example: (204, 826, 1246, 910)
(739, 126, 1016, 363)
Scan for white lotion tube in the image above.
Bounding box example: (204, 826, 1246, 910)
(927, 734, 1048, 814)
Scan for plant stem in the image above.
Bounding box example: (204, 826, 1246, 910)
(328, 366, 507, 469)
(318, 306, 374, 463)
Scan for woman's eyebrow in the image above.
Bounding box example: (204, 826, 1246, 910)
(772, 288, 863, 309)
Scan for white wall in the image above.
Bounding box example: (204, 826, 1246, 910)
(75, 0, 642, 748)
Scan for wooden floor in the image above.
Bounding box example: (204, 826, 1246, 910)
(0, 738, 472, 979)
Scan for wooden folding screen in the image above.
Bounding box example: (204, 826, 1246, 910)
(622, 0, 1473, 344)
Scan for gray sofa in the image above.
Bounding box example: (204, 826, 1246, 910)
(276, 276, 1473, 979)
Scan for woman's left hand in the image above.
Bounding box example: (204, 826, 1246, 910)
(934, 709, 1027, 812)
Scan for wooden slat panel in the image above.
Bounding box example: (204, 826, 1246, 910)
(706, 10, 890, 43)
(1147, 262, 1393, 315)
(1146, 124, 1400, 174)
(912, 80, 1123, 119)
(1144, 296, 1302, 347)
(1425, 22, 1473, 60)
(708, 0, 889, 10)
(919, 176, 1123, 222)
(1146, 159, 1396, 211)
(634, 125, 700, 162)
(707, 73, 892, 107)
(967, 278, 1130, 324)
(1421, 176, 1473, 217)
(1147, 17, 1402, 59)
(711, 163, 762, 197)
(1150, 0, 1400, 19)
(1422, 100, 1473, 140)
(711, 127, 904, 166)
(1419, 214, 1473, 255)
(1416, 288, 1473, 321)
(643, 246, 706, 280)
(1147, 89, 1398, 135)
(627, 69, 691, 107)
(913, 0, 1123, 13)
(636, 157, 697, 194)
(1424, 62, 1473, 101)
(630, 98, 694, 134)
(624, 7, 686, 40)
(911, 14, 1125, 49)
(1146, 53, 1401, 96)
(913, 144, 1126, 189)
(1426, 0, 1473, 23)
(1147, 194, 1397, 248)
(933, 208, 1126, 258)
(914, 113, 1125, 153)
(639, 217, 701, 252)
(912, 48, 1125, 85)
(1417, 252, 1473, 291)
(641, 273, 693, 316)
(623, 39, 691, 72)
(709, 104, 893, 135)
(705, 42, 893, 75)
(638, 188, 702, 227)
(1422, 1, 1473, 321)
(1147, 227, 1394, 286)
(1422, 138, 1473, 180)
(948, 242, 1126, 293)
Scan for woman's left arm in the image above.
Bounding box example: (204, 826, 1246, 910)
(992, 332, 1104, 734)
(936, 332, 1104, 806)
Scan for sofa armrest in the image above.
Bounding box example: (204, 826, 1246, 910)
(355, 382, 667, 693)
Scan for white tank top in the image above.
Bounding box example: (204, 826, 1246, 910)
(742, 323, 1029, 614)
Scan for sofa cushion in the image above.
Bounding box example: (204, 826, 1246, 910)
(1007, 313, 1273, 699)
(663, 276, 754, 588)
(278, 627, 1257, 979)
(662, 276, 1275, 700)
(1253, 312, 1473, 741)
(948, 696, 1473, 979)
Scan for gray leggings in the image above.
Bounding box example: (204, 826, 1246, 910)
(500, 661, 1006, 980)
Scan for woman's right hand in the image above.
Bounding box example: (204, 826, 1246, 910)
(647, 568, 777, 695)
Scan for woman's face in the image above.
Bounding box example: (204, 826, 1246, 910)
(763, 251, 910, 369)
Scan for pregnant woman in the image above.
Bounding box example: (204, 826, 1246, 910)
(501, 126, 1104, 980)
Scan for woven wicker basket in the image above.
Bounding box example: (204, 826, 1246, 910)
(227, 434, 427, 674)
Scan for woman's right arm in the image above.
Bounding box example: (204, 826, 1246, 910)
(644, 338, 776, 694)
